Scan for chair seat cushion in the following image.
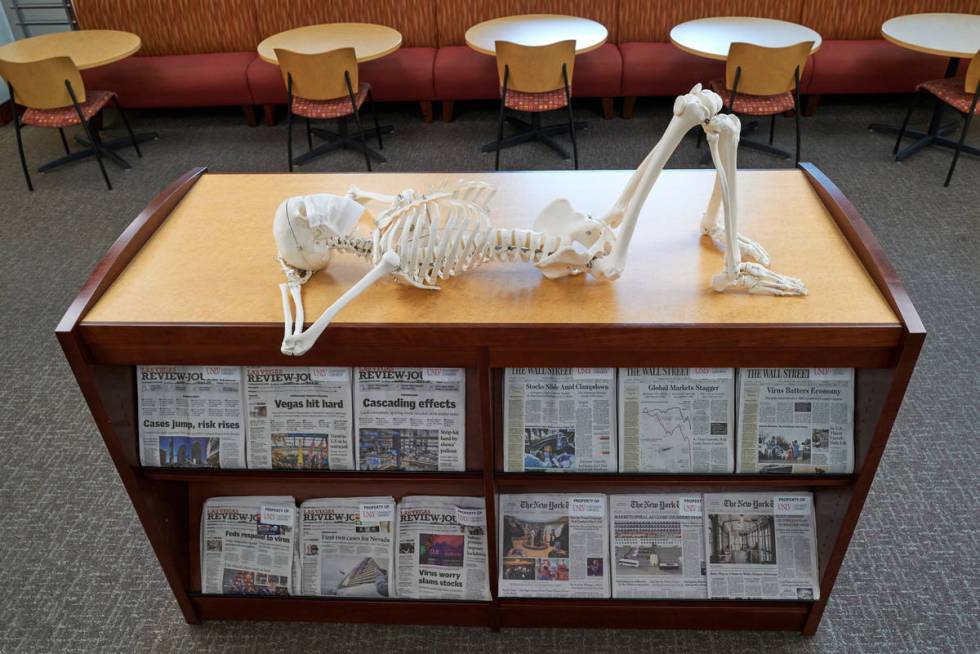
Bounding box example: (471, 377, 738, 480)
(709, 79, 795, 115)
(292, 83, 370, 119)
(918, 77, 980, 115)
(504, 88, 568, 112)
(22, 90, 115, 127)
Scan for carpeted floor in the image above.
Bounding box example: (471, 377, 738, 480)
(0, 94, 977, 653)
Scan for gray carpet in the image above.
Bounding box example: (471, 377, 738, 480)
(0, 94, 977, 653)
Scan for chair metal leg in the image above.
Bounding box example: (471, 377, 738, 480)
(369, 89, 383, 150)
(305, 117, 313, 152)
(494, 100, 506, 171)
(58, 127, 70, 155)
(566, 101, 578, 170)
(894, 92, 921, 155)
(944, 111, 973, 187)
(769, 115, 776, 144)
(13, 114, 33, 191)
(794, 107, 801, 166)
(112, 97, 141, 158)
(351, 110, 372, 172)
(287, 110, 294, 172)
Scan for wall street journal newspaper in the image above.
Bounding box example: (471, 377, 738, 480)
(201, 496, 298, 596)
(736, 368, 854, 474)
(396, 496, 491, 600)
(299, 497, 395, 598)
(354, 368, 465, 471)
(245, 367, 354, 470)
(619, 368, 735, 473)
(703, 492, 820, 600)
(503, 368, 617, 472)
(499, 494, 610, 598)
(138, 366, 245, 468)
(609, 494, 707, 598)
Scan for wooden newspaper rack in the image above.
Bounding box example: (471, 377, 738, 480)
(57, 166, 923, 635)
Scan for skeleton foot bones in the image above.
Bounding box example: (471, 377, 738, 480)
(275, 85, 807, 356)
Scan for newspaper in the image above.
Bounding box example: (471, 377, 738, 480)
(200, 496, 298, 596)
(396, 496, 491, 600)
(354, 367, 465, 471)
(299, 497, 395, 598)
(245, 367, 354, 470)
(137, 365, 246, 468)
(498, 493, 610, 598)
(609, 494, 707, 598)
(736, 368, 854, 474)
(619, 368, 735, 473)
(503, 368, 617, 472)
(703, 492, 820, 600)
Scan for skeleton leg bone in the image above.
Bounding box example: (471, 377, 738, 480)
(281, 250, 402, 356)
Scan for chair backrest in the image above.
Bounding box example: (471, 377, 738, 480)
(725, 41, 813, 96)
(966, 50, 980, 94)
(0, 56, 86, 108)
(495, 40, 576, 93)
(275, 47, 358, 101)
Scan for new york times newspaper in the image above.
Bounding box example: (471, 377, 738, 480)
(245, 367, 354, 470)
(396, 496, 491, 600)
(201, 496, 298, 596)
(619, 368, 735, 473)
(736, 368, 854, 474)
(503, 368, 617, 472)
(138, 366, 245, 468)
(299, 497, 395, 598)
(499, 494, 610, 598)
(703, 492, 819, 600)
(354, 368, 465, 471)
(609, 494, 707, 598)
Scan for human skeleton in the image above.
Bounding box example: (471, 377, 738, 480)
(274, 85, 808, 356)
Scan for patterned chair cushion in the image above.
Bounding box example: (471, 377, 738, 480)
(709, 79, 795, 116)
(21, 90, 115, 128)
(918, 77, 980, 115)
(291, 83, 370, 119)
(504, 88, 568, 112)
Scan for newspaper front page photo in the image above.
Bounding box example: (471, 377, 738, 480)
(504, 368, 617, 472)
(138, 365, 246, 468)
(703, 492, 820, 600)
(499, 494, 610, 598)
(355, 367, 466, 471)
(244, 367, 354, 470)
(737, 368, 855, 474)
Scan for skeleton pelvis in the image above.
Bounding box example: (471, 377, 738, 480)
(531, 198, 615, 279)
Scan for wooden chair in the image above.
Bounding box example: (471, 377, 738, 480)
(275, 47, 382, 172)
(704, 41, 812, 165)
(493, 40, 578, 170)
(894, 50, 980, 187)
(0, 56, 140, 191)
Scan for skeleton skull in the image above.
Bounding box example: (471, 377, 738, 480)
(273, 193, 365, 274)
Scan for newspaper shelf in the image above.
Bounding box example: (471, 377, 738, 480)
(57, 166, 923, 635)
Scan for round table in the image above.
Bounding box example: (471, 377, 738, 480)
(464, 14, 608, 157)
(669, 17, 821, 61)
(257, 23, 402, 64)
(0, 29, 155, 173)
(872, 13, 980, 161)
(464, 14, 608, 55)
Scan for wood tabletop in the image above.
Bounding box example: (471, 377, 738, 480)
(82, 170, 898, 328)
(258, 23, 402, 65)
(882, 13, 980, 59)
(465, 14, 608, 56)
(670, 17, 822, 61)
(0, 29, 140, 70)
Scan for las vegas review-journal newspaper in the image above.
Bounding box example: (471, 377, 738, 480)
(609, 494, 707, 599)
(299, 497, 395, 597)
(201, 496, 298, 596)
(137, 366, 246, 468)
(736, 368, 854, 474)
(498, 494, 610, 598)
(703, 492, 820, 600)
(245, 366, 354, 470)
(396, 496, 491, 600)
(619, 368, 735, 473)
(354, 367, 465, 471)
(504, 368, 617, 472)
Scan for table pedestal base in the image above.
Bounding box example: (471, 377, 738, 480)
(38, 131, 157, 173)
(481, 114, 587, 159)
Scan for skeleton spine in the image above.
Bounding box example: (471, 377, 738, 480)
(325, 236, 374, 260)
(486, 228, 560, 264)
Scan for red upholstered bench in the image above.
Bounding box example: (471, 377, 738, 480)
(434, 44, 623, 121)
(247, 48, 437, 124)
(81, 52, 256, 120)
